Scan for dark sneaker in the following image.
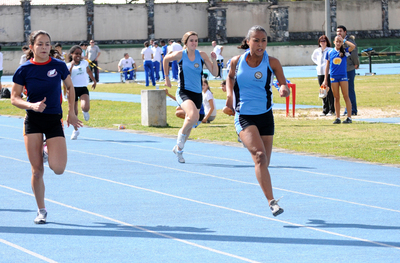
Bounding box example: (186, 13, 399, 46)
(343, 117, 352, 124)
(333, 118, 341, 124)
(269, 199, 284, 217)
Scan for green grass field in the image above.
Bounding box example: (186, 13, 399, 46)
(1, 75, 399, 165)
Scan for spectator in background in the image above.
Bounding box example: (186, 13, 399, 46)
(311, 35, 335, 116)
(201, 79, 217, 123)
(118, 53, 136, 81)
(323, 35, 356, 124)
(160, 40, 168, 81)
(141, 41, 155, 87)
(152, 41, 163, 82)
(221, 80, 226, 92)
(87, 40, 101, 82)
(54, 43, 66, 61)
(168, 39, 183, 81)
(20, 45, 30, 65)
(0, 45, 3, 91)
(212, 41, 224, 79)
(79, 42, 88, 60)
(337, 25, 360, 116)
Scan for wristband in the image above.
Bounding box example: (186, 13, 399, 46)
(343, 39, 346, 43)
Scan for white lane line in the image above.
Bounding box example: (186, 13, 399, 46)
(0, 184, 261, 263)
(1, 134, 399, 188)
(1, 181, 399, 252)
(78, 135, 400, 187)
(0, 151, 399, 214)
(0, 238, 58, 263)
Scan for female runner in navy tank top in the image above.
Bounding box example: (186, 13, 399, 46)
(225, 26, 290, 217)
(163, 31, 219, 163)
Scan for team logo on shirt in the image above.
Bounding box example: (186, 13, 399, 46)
(47, 69, 58, 78)
(254, 71, 263, 79)
(333, 57, 342, 65)
(194, 63, 200, 68)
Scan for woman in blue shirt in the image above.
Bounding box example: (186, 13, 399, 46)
(323, 35, 356, 124)
(225, 25, 290, 217)
(163, 31, 218, 163)
(11, 30, 82, 224)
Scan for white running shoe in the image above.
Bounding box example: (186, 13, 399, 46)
(177, 133, 187, 150)
(34, 209, 47, 224)
(269, 199, 284, 217)
(82, 111, 90, 121)
(71, 129, 80, 140)
(172, 145, 185, 163)
(43, 143, 48, 163)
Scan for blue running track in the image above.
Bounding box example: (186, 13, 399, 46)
(0, 115, 399, 262)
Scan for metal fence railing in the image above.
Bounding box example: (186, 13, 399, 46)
(359, 45, 400, 64)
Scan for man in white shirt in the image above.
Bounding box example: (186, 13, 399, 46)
(152, 41, 163, 81)
(168, 40, 183, 80)
(0, 45, 3, 91)
(212, 41, 224, 78)
(118, 53, 136, 81)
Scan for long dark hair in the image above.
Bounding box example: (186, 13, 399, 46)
(26, 30, 53, 60)
(237, 25, 268, 50)
(67, 45, 83, 62)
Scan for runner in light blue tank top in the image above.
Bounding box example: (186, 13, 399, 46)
(225, 25, 290, 217)
(177, 49, 204, 94)
(163, 31, 219, 163)
(233, 50, 274, 115)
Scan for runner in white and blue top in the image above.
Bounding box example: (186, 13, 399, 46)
(225, 25, 290, 217)
(163, 31, 219, 163)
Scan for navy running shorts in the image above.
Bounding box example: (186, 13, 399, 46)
(24, 111, 64, 139)
(234, 110, 275, 136)
(74, 86, 89, 101)
(176, 88, 202, 109)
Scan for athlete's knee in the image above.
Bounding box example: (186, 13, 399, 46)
(50, 164, 66, 175)
(31, 167, 44, 179)
(253, 149, 267, 165)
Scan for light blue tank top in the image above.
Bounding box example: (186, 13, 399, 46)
(234, 50, 274, 115)
(177, 49, 204, 93)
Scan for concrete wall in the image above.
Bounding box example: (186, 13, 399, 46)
(94, 4, 148, 41)
(225, 3, 271, 37)
(287, 0, 382, 32)
(0, 6, 24, 43)
(389, 0, 400, 30)
(31, 5, 87, 42)
(154, 4, 208, 39)
(2, 0, 399, 44)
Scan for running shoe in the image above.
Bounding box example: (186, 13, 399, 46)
(34, 210, 47, 224)
(177, 133, 187, 149)
(269, 199, 284, 217)
(82, 111, 90, 121)
(43, 142, 48, 164)
(71, 129, 80, 140)
(333, 118, 341, 124)
(172, 145, 185, 163)
(342, 117, 352, 124)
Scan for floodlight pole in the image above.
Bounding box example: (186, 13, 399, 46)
(325, 0, 331, 40)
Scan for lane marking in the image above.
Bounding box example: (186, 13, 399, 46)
(1, 182, 400, 252)
(1, 151, 399, 214)
(0, 238, 58, 263)
(0, 184, 261, 263)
